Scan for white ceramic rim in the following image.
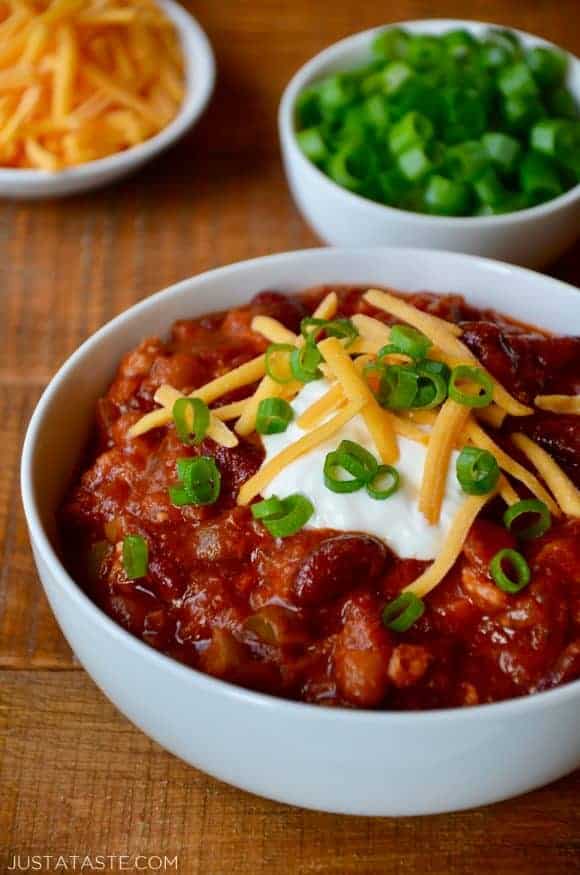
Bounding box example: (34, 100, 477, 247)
(20, 247, 580, 725)
(0, 0, 216, 188)
(279, 18, 580, 227)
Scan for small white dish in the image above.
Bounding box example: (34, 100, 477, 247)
(279, 20, 580, 268)
(0, 0, 215, 200)
(21, 247, 580, 816)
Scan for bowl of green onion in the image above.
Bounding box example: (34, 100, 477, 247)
(279, 20, 580, 268)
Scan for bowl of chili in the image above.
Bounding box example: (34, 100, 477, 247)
(21, 248, 580, 815)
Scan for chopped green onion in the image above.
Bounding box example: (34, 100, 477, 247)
(371, 28, 410, 61)
(502, 94, 543, 132)
(362, 93, 391, 128)
(490, 548, 531, 594)
(122, 534, 148, 580)
(376, 344, 409, 362)
(265, 343, 295, 384)
(456, 446, 500, 495)
(519, 152, 563, 204)
(363, 61, 414, 97)
(300, 316, 358, 346)
(498, 62, 538, 98)
(473, 167, 509, 207)
(366, 464, 400, 500)
(363, 361, 389, 399)
(382, 592, 425, 632)
(319, 74, 356, 117)
(295, 87, 322, 128)
(547, 87, 577, 120)
(398, 144, 433, 181)
(486, 28, 521, 57)
(481, 132, 521, 174)
(389, 324, 432, 358)
(448, 365, 493, 408)
(296, 127, 328, 164)
(406, 35, 443, 70)
(418, 358, 450, 381)
(380, 365, 420, 410)
(290, 342, 323, 383)
(250, 495, 286, 520)
(441, 86, 487, 143)
(336, 439, 378, 481)
(327, 144, 370, 192)
(168, 484, 193, 507)
(531, 119, 579, 162)
(378, 167, 410, 206)
(424, 175, 471, 216)
(256, 398, 294, 435)
(525, 47, 567, 89)
(445, 140, 489, 182)
(295, 25, 579, 219)
(172, 397, 210, 446)
(388, 111, 433, 156)
(442, 29, 476, 60)
(503, 499, 551, 540)
(324, 450, 366, 493)
(480, 41, 511, 70)
(414, 362, 448, 409)
(252, 494, 314, 538)
(179, 456, 221, 506)
(323, 439, 378, 493)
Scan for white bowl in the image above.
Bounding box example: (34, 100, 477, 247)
(21, 248, 580, 816)
(279, 20, 580, 268)
(0, 0, 215, 200)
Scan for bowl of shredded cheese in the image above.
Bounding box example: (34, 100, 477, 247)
(0, 0, 215, 198)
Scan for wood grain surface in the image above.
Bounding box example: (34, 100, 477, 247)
(0, 0, 579, 871)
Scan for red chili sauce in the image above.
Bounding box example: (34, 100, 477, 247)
(60, 287, 580, 709)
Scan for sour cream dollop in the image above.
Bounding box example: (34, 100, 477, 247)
(260, 380, 465, 560)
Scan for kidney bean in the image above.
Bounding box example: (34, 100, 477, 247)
(211, 439, 264, 500)
(518, 414, 580, 487)
(461, 322, 580, 404)
(292, 534, 389, 607)
(249, 290, 307, 331)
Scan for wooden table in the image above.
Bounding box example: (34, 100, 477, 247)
(1, 1, 579, 871)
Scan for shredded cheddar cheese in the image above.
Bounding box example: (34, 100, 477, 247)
(476, 403, 507, 429)
(512, 433, 580, 518)
(0, 0, 184, 170)
(250, 316, 297, 346)
(318, 337, 398, 464)
(364, 288, 463, 338)
(403, 491, 497, 599)
(499, 476, 520, 507)
(210, 399, 247, 421)
(296, 384, 344, 430)
(535, 394, 580, 415)
(418, 399, 472, 524)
